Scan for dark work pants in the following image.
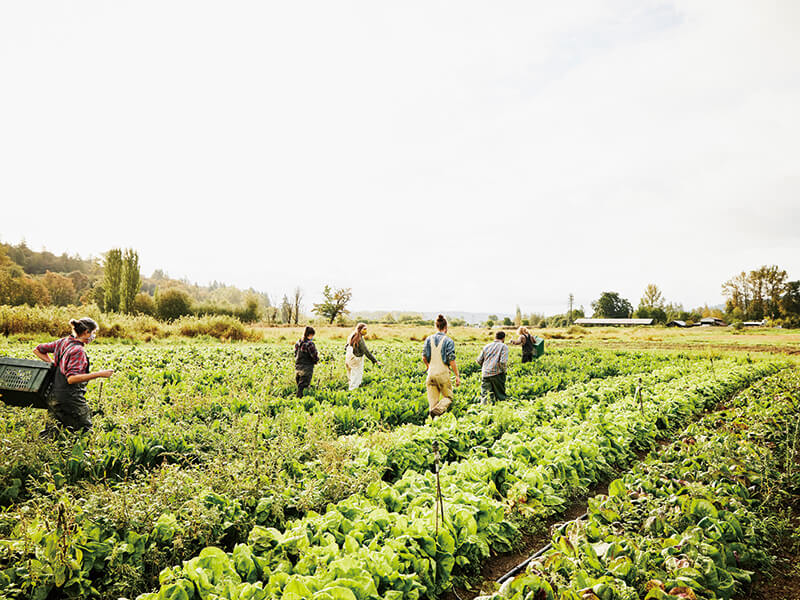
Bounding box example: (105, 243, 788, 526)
(296, 368, 313, 398)
(480, 372, 507, 403)
(521, 353, 534, 363)
(49, 370, 92, 432)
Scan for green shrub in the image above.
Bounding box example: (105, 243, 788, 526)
(176, 315, 258, 341)
(133, 292, 156, 316)
(157, 289, 193, 321)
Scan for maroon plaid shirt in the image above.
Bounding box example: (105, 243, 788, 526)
(36, 336, 89, 377)
(294, 338, 319, 367)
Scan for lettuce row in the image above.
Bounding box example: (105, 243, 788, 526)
(481, 367, 799, 600)
(135, 361, 782, 600)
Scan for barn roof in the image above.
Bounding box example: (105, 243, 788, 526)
(699, 317, 727, 326)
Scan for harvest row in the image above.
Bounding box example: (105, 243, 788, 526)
(122, 361, 783, 600)
(481, 366, 800, 600)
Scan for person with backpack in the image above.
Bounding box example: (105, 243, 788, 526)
(345, 322, 379, 391)
(510, 326, 536, 363)
(32, 317, 114, 432)
(476, 330, 509, 404)
(294, 326, 319, 398)
(422, 314, 460, 418)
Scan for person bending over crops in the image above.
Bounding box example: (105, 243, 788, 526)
(294, 326, 319, 398)
(33, 317, 114, 432)
(345, 322, 379, 391)
(422, 314, 460, 418)
(510, 325, 535, 363)
(476, 331, 509, 404)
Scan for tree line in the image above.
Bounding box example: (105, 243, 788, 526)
(1, 242, 798, 329)
(0, 241, 360, 326)
(555, 264, 798, 328)
(0, 242, 272, 322)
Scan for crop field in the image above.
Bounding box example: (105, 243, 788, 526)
(0, 337, 798, 600)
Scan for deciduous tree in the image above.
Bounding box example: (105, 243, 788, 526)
(591, 292, 633, 318)
(292, 287, 303, 325)
(120, 248, 141, 314)
(103, 249, 123, 312)
(639, 284, 665, 309)
(157, 288, 192, 320)
(280, 295, 293, 323)
(312, 285, 352, 324)
(42, 271, 77, 306)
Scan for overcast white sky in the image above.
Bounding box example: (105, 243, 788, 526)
(1, 1, 798, 315)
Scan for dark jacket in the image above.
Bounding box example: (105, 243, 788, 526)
(295, 339, 319, 370)
(349, 336, 377, 364)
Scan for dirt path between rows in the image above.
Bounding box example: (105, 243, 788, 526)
(748, 491, 800, 599)
(441, 479, 607, 600)
(440, 398, 737, 600)
(442, 444, 673, 600)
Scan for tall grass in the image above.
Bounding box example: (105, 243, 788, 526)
(0, 305, 262, 342)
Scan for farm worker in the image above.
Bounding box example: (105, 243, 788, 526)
(422, 314, 460, 418)
(345, 322, 379, 391)
(510, 326, 536, 363)
(294, 326, 319, 398)
(476, 331, 509, 404)
(32, 317, 114, 432)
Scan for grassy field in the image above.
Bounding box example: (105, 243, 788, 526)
(249, 324, 800, 358)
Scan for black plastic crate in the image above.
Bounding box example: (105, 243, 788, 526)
(0, 357, 55, 409)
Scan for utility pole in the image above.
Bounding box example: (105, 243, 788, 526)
(568, 293, 574, 324)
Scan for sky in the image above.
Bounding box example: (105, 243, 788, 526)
(1, 1, 798, 316)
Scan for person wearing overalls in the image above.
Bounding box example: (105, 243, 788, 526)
(33, 317, 114, 432)
(422, 314, 460, 418)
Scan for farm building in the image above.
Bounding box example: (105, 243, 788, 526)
(573, 318, 654, 327)
(666, 320, 687, 328)
(699, 317, 727, 327)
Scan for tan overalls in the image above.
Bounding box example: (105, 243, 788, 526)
(426, 335, 453, 416)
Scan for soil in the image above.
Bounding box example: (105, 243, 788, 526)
(748, 502, 800, 600)
(441, 480, 609, 600)
(439, 401, 738, 600)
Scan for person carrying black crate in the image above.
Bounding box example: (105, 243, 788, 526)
(510, 326, 536, 363)
(33, 317, 113, 432)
